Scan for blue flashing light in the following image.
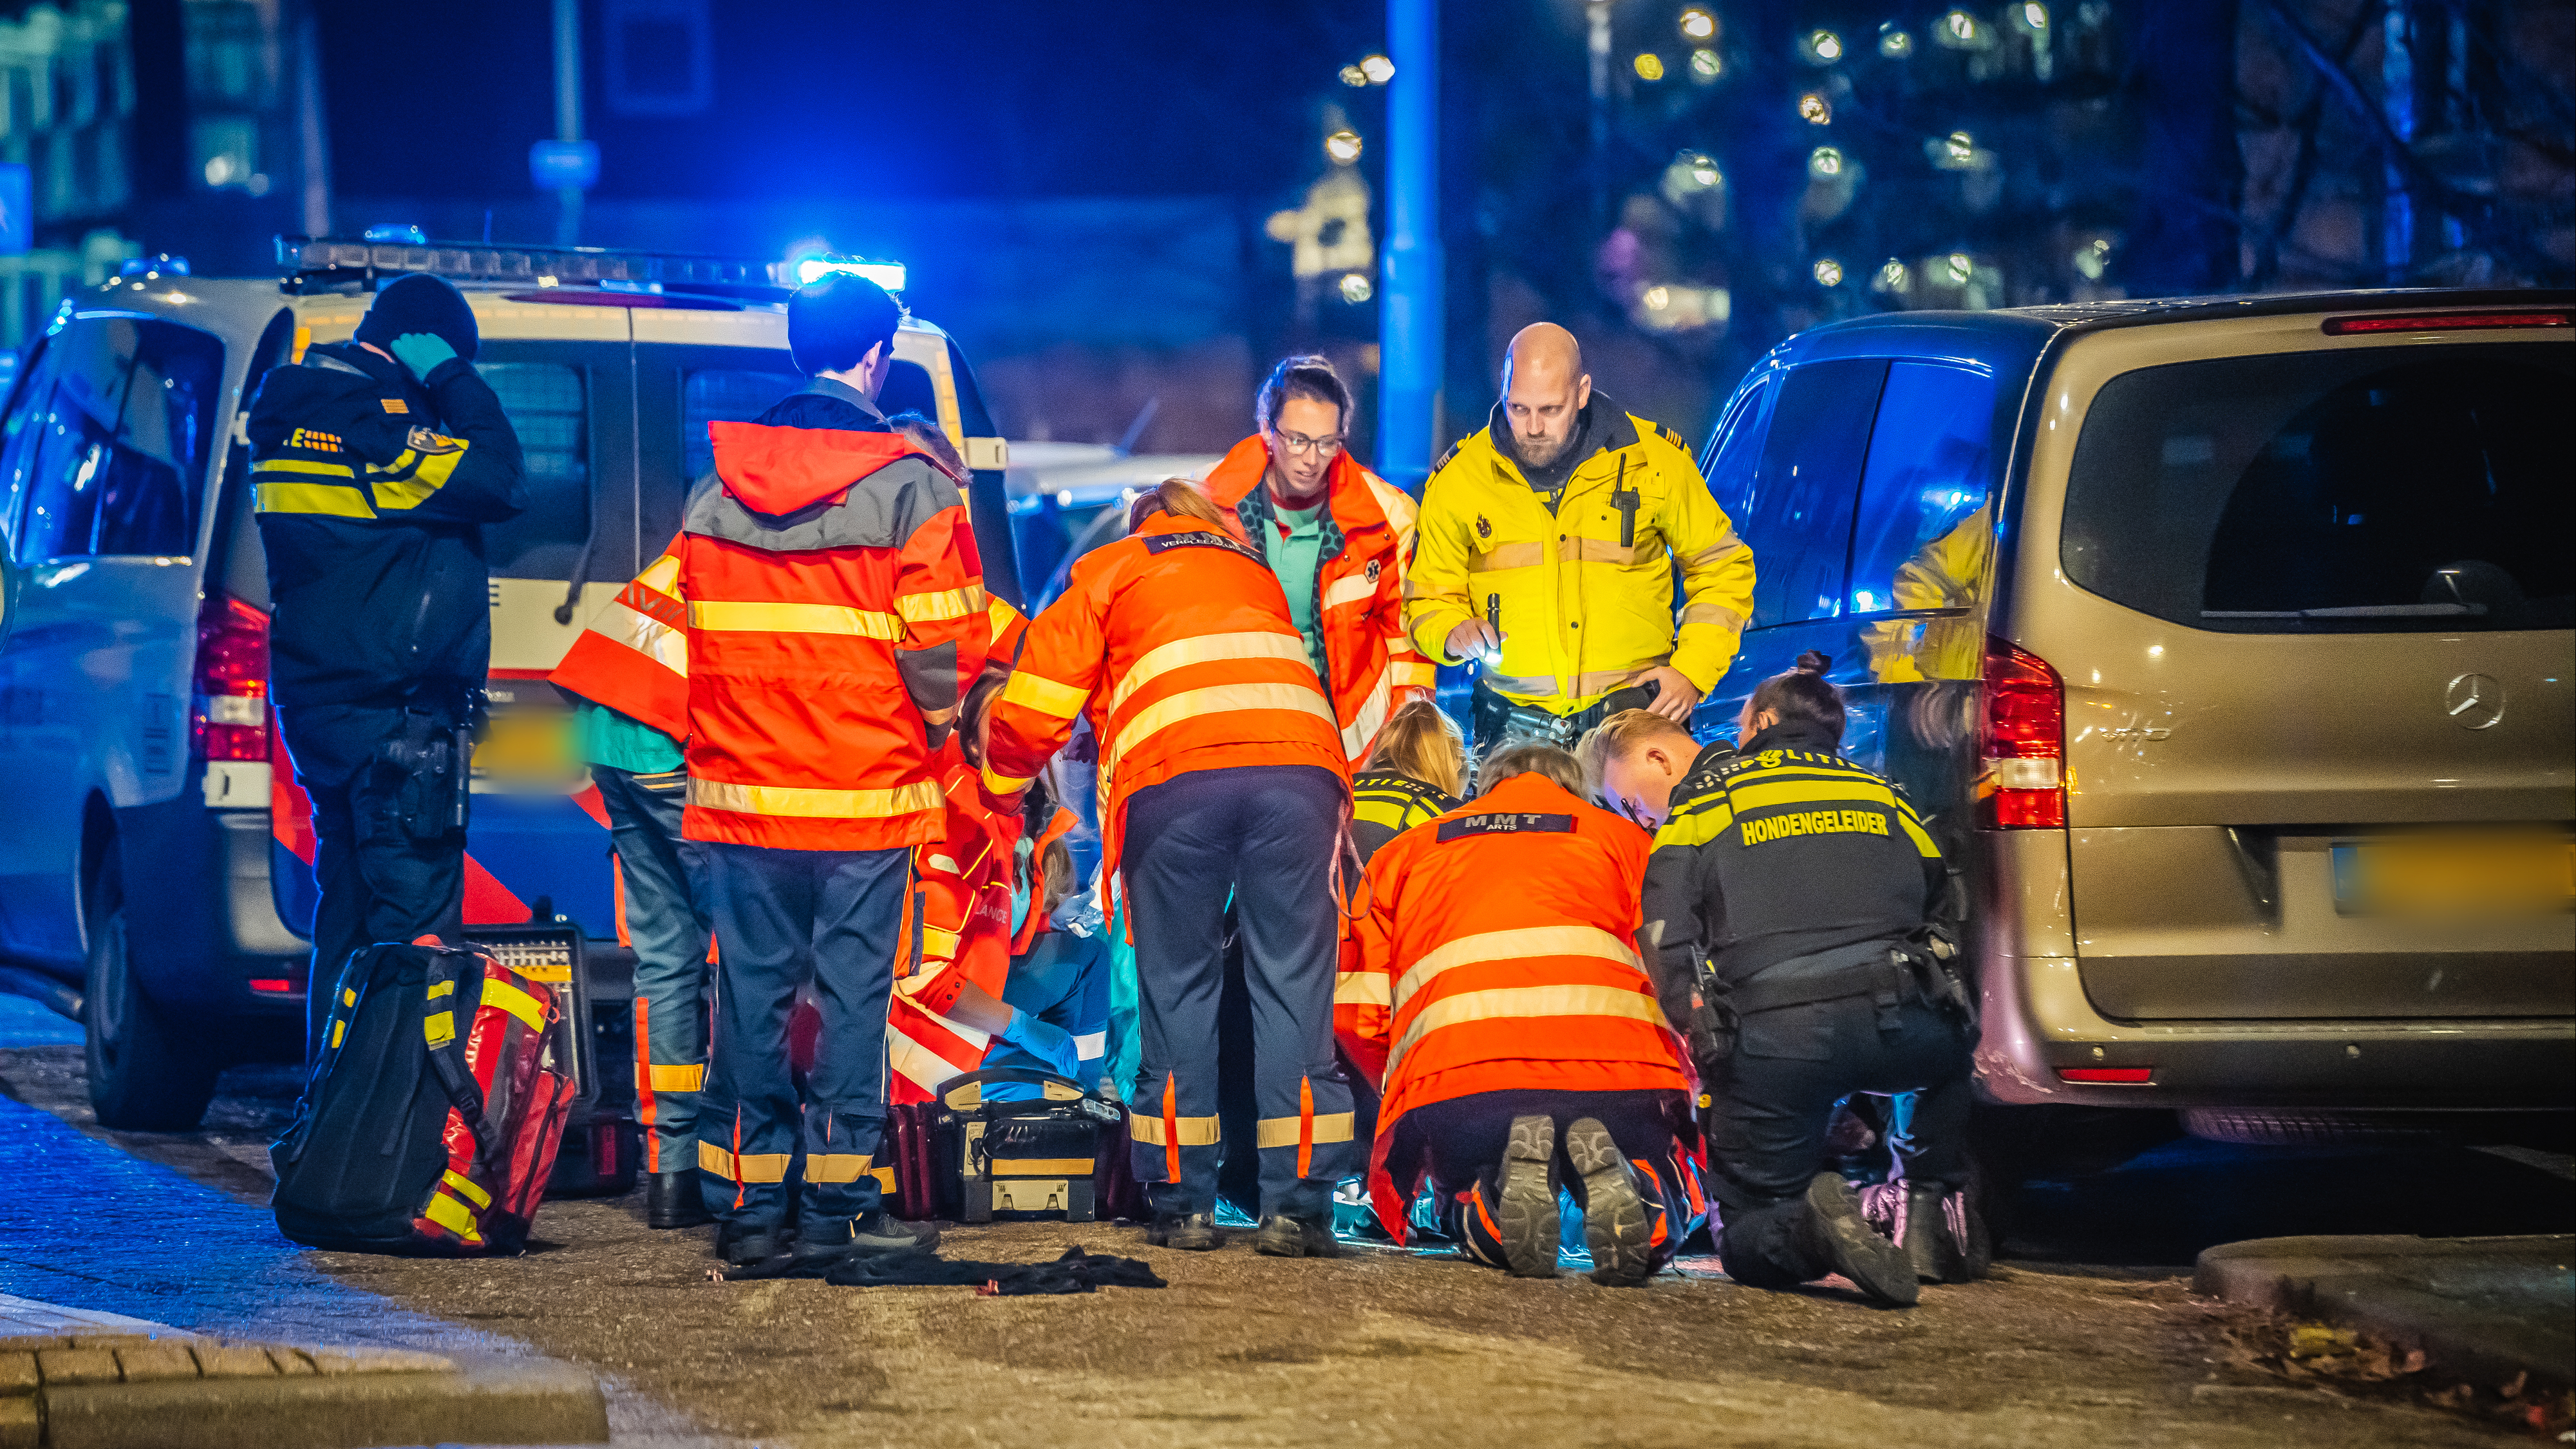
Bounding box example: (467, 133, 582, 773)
(120, 254, 189, 277)
(529, 140, 601, 192)
(363, 223, 429, 244)
(793, 258, 907, 292)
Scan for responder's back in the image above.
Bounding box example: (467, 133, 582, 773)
(1642, 717, 1946, 990)
(247, 339, 527, 711)
(1355, 770, 1681, 1112)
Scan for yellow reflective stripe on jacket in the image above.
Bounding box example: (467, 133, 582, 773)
(1334, 972, 1392, 1006)
(1387, 984, 1668, 1078)
(896, 583, 987, 623)
(1466, 542, 1546, 573)
(370, 437, 471, 511)
(646, 1063, 705, 1092)
(1105, 681, 1335, 777)
(689, 777, 945, 820)
(634, 550, 682, 599)
(1389, 659, 1440, 690)
(981, 763, 1037, 796)
(254, 458, 358, 478)
(480, 976, 549, 1033)
(688, 600, 905, 639)
(1727, 777, 1903, 815)
(1393, 924, 1642, 1007)
(1654, 793, 1736, 849)
(601, 598, 688, 676)
(440, 1168, 492, 1209)
(1001, 668, 1089, 721)
(1255, 1112, 1357, 1148)
(1320, 573, 1378, 610)
(1127, 1113, 1223, 1147)
(255, 480, 377, 518)
(697, 1139, 793, 1182)
(1105, 630, 1311, 716)
(917, 925, 962, 961)
(1896, 810, 1942, 860)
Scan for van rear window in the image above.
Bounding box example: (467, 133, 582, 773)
(2062, 345, 2573, 632)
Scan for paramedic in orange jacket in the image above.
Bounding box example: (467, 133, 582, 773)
(1200, 355, 1433, 764)
(884, 676, 1084, 1101)
(1344, 743, 1701, 1285)
(982, 479, 1354, 1258)
(677, 273, 986, 1267)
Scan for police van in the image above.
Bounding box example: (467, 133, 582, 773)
(0, 238, 1020, 1135)
(1691, 288, 2571, 1151)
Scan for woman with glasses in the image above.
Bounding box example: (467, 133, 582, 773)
(1199, 355, 1434, 767)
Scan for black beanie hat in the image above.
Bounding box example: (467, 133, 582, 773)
(787, 272, 901, 376)
(354, 273, 480, 361)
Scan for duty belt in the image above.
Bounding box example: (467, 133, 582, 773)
(1689, 933, 1975, 1064)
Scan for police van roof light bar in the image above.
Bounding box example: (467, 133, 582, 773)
(276, 235, 789, 299)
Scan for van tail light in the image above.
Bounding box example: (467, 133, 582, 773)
(1980, 636, 2065, 829)
(194, 594, 272, 762)
(2057, 1066, 2151, 1084)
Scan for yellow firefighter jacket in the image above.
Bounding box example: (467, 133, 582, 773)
(1404, 399, 1755, 715)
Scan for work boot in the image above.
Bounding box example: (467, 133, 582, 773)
(646, 1170, 711, 1229)
(1563, 1117, 1652, 1287)
(1145, 1210, 1221, 1251)
(717, 1219, 789, 1267)
(800, 1211, 941, 1261)
(1801, 1172, 1918, 1307)
(1496, 1115, 1561, 1278)
(1252, 1214, 1342, 1258)
(1899, 1181, 1990, 1283)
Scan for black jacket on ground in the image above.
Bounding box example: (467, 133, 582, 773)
(247, 341, 525, 715)
(1639, 721, 1948, 1028)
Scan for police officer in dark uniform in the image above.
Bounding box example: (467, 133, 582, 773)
(1628, 651, 1978, 1307)
(245, 273, 526, 1059)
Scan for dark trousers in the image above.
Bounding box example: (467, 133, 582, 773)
(595, 766, 713, 1173)
(1469, 677, 1648, 756)
(1122, 764, 1352, 1220)
(1706, 994, 1971, 1289)
(695, 842, 907, 1232)
(1413, 1088, 1701, 1272)
(298, 761, 464, 1061)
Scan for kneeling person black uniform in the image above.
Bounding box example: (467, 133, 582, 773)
(247, 274, 527, 1059)
(1639, 653, 1976, 1306)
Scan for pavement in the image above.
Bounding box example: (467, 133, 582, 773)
(0, 1294, 605, 1449)
(2196, 1234, 2575, 1397)
(4, 991, 2571, 1448)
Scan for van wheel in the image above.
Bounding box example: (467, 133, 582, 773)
(84, 848, 219, 1130)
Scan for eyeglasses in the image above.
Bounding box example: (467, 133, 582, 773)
(1272, 429, 1346, 458)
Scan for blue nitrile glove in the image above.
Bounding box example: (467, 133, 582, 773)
(999, 1008, 1082, 1081)
(389, 332, 459, 383)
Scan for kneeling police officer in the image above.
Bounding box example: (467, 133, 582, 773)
(247, 274, 526, 1059)
(1603, 652, 1978, 1306)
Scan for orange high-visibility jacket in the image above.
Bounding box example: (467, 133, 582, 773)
(887, 741, 1021, 1101)
(677, 416, 987, 851)
(549, 534, 690, 738)
(1202, 437, 1434, 762)
(1345, 771, 1689, 1242)
(981, 507, 1349, 890)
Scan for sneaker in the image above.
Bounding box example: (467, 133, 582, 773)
(802, 1211, 941, 1258)
(717, 1219, 789, 1266)
(1145, 1210, 1221, 1251)
(1252, 1214, 1340, 1258)
(646, 1170, 712, 1230)
(1496, 1115, 1561, 1278)
(1563, 1117, 1652, 1287)
(1802, 1172, 1919, 1307)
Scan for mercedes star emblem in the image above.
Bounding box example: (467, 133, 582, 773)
(2443, 672, 2505, 730)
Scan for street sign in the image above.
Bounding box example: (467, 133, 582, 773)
(529, 140, 600, 191)
(0, 164, 29, 255)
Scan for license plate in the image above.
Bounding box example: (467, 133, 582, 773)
(2332, 837, 2576, 916)
(470, 706, 587, 793)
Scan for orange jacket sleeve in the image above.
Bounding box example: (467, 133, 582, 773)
(891, 500, 990, 729)
(981, 574, 1109, 795)
(1337, 848, 1400, 1087)
(894, 796, 995, 1017)
(547, 534, 689, 739)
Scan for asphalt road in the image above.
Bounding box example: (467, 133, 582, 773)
(2, 993, 2567, 1448)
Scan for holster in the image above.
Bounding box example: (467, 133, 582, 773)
(375, 683, 485, 842)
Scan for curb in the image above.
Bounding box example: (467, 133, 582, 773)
(1, 1296, 607, 1449)
(2193, 1233, 2575, 1396)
